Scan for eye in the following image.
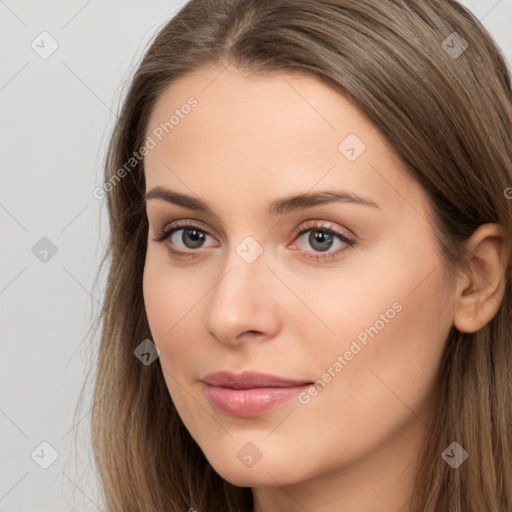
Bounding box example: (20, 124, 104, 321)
(153, 220, 218, 259)
(290, 221, 355, 261)
(153, 219, 356, 262)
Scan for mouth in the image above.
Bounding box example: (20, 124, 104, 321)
(201, 371, 314, 417)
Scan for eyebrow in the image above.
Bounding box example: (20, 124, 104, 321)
(144, 186, 380, 215)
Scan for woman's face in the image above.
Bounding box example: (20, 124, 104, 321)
(142, 64, 455, 496)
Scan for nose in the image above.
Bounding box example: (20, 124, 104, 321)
(204, 248, 281, 347)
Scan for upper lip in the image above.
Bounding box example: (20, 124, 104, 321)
(201, 371, 313, 390)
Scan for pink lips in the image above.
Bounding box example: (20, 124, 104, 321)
(201, 371, 312, 417)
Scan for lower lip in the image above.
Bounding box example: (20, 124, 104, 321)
(204, 384, 310, 417)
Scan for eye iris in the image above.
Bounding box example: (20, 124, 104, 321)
(309, 230, 333, 252)
(182, 228, 205, 249)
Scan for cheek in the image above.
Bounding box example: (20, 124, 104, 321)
(142, 254, 208, 422)
(302, 254, 451, 429)
(292, 224, 448, 382)
(142, 252, 206, 362)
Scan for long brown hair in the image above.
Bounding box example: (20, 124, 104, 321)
(88, 1, 512, 510)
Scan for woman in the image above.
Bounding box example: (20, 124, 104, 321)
(90, 0, 512, 510)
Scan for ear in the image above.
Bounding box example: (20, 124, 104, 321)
(453, 223, 510, 333)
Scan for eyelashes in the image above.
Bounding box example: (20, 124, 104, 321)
(153, 219, 356, 262)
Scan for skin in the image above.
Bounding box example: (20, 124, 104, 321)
(142, 63, 509, 512)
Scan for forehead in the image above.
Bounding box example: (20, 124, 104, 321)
(143, 64, 425, 219)
(145, 65, 375, 152)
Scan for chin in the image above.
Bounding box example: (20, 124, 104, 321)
(216, 464, 297, 488)
(203, 444, 311, 488)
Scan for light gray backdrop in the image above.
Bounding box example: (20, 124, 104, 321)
(1, 0, 511, 510)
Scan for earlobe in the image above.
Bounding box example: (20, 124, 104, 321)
(453, 223, 510, 334)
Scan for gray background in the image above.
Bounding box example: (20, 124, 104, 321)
(0, 1, 510, 510)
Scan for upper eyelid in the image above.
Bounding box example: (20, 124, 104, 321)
(160, 220, 217, 240)
(293, 220, 351, 235)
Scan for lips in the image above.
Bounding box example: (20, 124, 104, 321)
(202, 370, 312, 389)
(201, 371, 313, 417)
